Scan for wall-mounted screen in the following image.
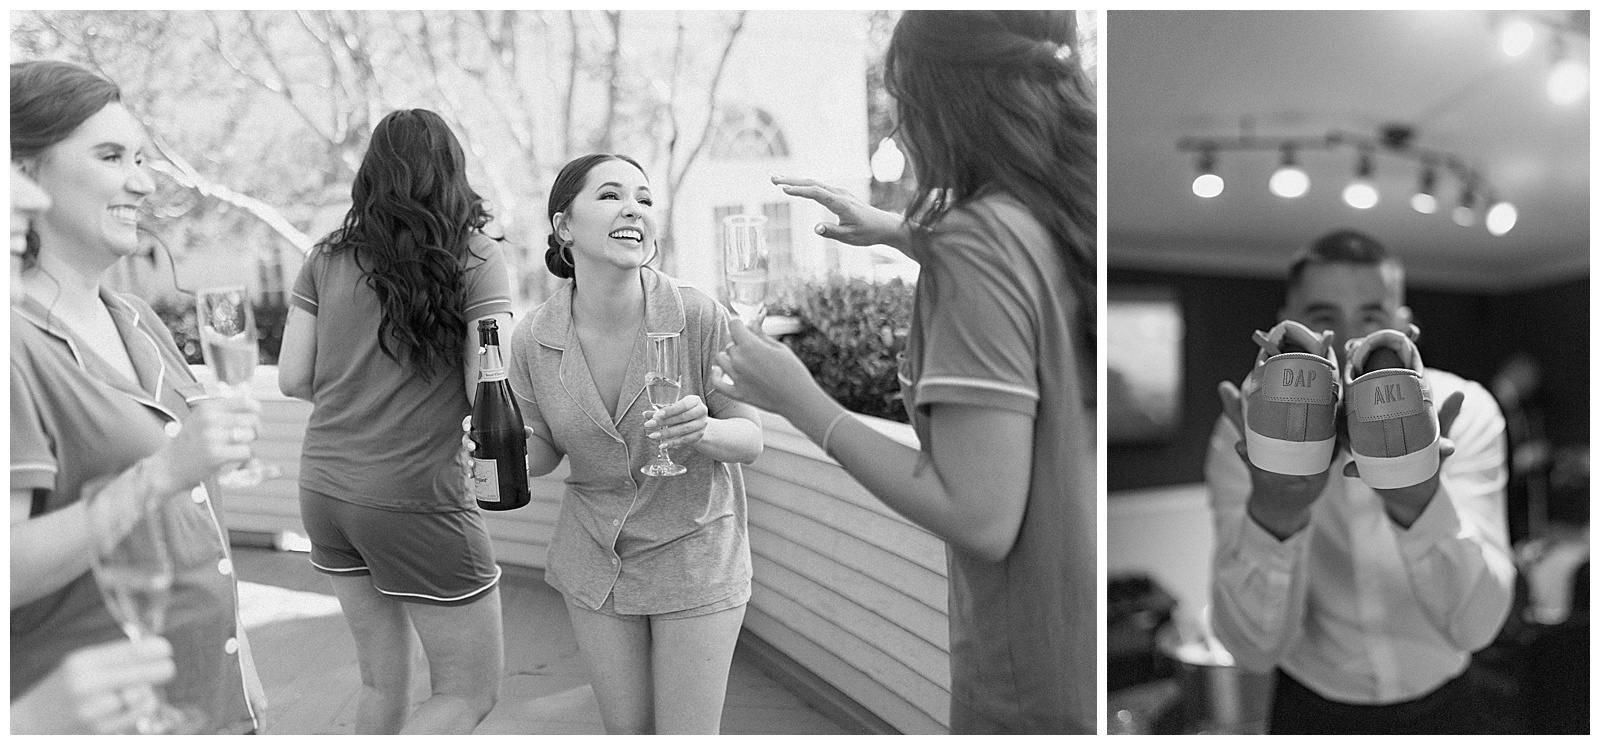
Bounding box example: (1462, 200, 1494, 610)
(1108, 285, 1184, 444)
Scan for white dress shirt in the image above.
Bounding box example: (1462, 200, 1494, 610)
(1206, 367, 1515, 705)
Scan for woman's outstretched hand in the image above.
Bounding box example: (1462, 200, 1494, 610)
(771, 174, 909, 251)
(712, 318, 821, 417)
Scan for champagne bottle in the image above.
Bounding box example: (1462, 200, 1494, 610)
(470, 319, 530, 510)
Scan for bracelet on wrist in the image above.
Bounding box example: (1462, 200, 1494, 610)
(820, 411, 851, 459)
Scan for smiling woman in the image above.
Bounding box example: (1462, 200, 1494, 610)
(10, 58, 266, 734)
(499, 152, 766, 734)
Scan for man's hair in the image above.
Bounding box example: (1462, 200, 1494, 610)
(1286, 228, 1405, 301)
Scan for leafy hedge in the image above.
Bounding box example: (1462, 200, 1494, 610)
(774, 276, 914, 424)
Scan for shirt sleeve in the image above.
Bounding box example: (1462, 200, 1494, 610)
(1391, 377, 1515, 651)
(1205, 413, 1315, 673)
(9, 361, 57, 494)
(462, 236, 516, 321)
(912, 209, 1040, 418)
(505, 314, 557, 452)
(290, 245, 321, 316)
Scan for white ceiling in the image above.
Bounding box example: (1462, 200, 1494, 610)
(1107, 10, 1591, 292)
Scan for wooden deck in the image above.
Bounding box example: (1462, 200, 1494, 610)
(221, 367, 944, 733)
(231, 546, 849, 735)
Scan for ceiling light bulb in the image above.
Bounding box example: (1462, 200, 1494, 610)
(1500, 19, 1536, 57)
(1486, 201, 1518, 235)
(1548, 59, 1589, 105)
(1342, 152, 1378, 209)
(1411, 166, 1438, 214)
(1343, 181, 1379, 209)
(1192, 173, 1224, 198)
(1269, 166, 1309, 198)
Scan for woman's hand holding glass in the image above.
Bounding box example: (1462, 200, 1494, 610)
(85, 493, 206, 733)
(148, 396, 261, 498)
(770, 174, 908, 251)
(11, 636, 176, 734)
(194, 286, 273, 487)
(642, 394, 710, 451)
(712, 319, 828, 419)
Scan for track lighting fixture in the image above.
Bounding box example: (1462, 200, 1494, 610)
(1192, 148, 1224, 198)
(1341, 150, 1378, 210)
(1410, 165, 1438, 214)
(1268, 145, 1309, 199)
(1177, 124, 1518, 236)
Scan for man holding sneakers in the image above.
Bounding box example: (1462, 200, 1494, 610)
(1205, 229, 1514, 733)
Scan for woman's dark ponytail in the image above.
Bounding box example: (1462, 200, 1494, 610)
(544, 234, 575, 279)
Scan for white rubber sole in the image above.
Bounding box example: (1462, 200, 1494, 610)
(1245, 428, 1337, 476)
(1351, 438, 1440, 489)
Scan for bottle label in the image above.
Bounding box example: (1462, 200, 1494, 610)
(471, 457, 500, 503)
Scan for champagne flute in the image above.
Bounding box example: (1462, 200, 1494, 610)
(641, 333, 688, 477)
(722, 214, 770, 331)
(194, 285, 268, 488)
(87, 502, 207, 734)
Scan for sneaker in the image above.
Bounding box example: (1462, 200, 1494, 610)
(1240, 320, 1340, 475)
(1342, 326, 1439, 489)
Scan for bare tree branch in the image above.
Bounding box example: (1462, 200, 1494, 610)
(204, 11, 335, 144)
(662, 11, 747, 273)
(659, 13, 687, 171)
(668, 11, 746, 197)
(458, 10, 538, 162)
(147, 135, 315, 255)
(562, 10, 580, 159)
(597, 10, 623, 153)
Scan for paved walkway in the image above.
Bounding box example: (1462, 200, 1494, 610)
(232, 546, 847, 735)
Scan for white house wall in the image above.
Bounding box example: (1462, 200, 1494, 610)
(672, 10, 873, 299)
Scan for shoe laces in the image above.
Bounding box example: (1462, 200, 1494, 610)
(1253, 320, 1333, 361)
(1343, 324, 1423, 378)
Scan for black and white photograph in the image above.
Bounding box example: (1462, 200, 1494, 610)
(1105, 10, 1589, 735)
(9, 9, 1096, 735)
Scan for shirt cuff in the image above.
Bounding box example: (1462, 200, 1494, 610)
(9, 463, 56, 492)
(915, 376, 1039, 417)
(289, 292, 318, 316)
(1240, 510, 1309, 572)
(1394, 481, 1464, 561)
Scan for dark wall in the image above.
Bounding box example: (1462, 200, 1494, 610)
(1108, 268, 1589, 495)
(1490, 277, 1589, 448)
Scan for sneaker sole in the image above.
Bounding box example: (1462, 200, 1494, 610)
(1245, 427, 1337, 475)
(1350, 439, 1440, 489)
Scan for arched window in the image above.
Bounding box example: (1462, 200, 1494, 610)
(707, 107, 790, 160)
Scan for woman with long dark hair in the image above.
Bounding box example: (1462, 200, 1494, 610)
(277, 108, 513, 734)
(490, 153, 763, 733)
(10, 59, 265, 734)
(714, 10, 1095, 734)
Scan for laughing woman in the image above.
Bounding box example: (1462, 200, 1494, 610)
(498, 153, 763, 734)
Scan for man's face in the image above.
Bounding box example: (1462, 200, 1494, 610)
(1282, 262, 1409, 352)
